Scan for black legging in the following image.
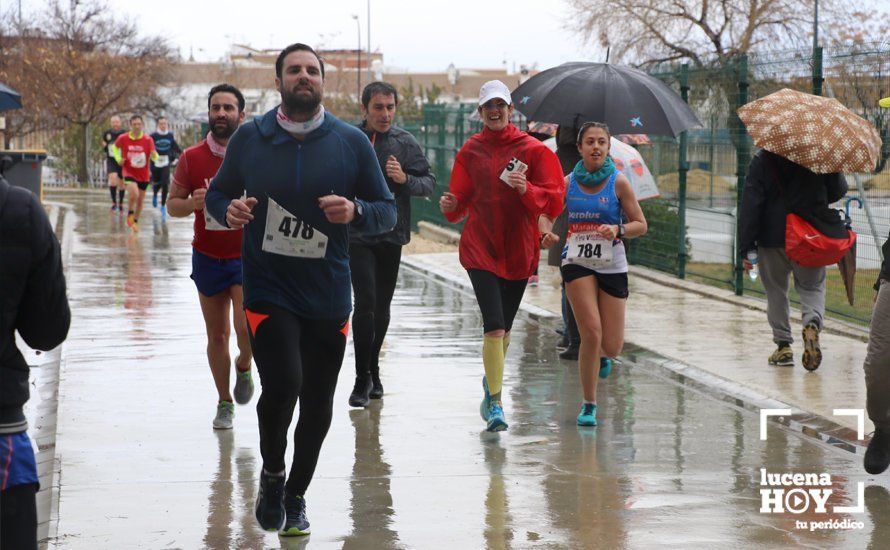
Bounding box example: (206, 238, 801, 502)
(245, 301, 347, 497)
(466, 269, 528, 333)
(349, 242, 402, 379)
(151, 165, 170, 206)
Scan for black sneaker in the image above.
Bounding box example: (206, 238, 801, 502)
(255, 470, 286, 531)
(348, 376, 372, 407)
(369, 373, 384, 399)
(279, 494, 311, 537)
(865, 429, 890, 474)
(559, 345, 579, 360)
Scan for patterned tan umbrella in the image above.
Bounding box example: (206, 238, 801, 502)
(738, 88, 882, 174)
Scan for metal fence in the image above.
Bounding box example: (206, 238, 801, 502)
(410, 44, 889, 325)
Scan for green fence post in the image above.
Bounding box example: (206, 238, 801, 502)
(436, 107, 446, 180)
(734, 55, 750, 296)
(677, 63, 690, 279)
(812, 46, 824, 97)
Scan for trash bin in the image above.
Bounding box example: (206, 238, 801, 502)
(1, 150, 47, 199)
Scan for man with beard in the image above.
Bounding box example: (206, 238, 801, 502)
(168, 84, 254, 430)
(205, 43, 396, 538)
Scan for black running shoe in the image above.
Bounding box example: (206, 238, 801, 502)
(255, 471, 286, 531)
(279, 494, 311, 537)
(559, 345, 579, 361)
(866, 429, 890, 475)
(369, 373, 383, 399)
(348, 376, 372, 407)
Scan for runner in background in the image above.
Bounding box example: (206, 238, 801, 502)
(113, 115, 158, 231)
(167, 84, 252, 430)
(150, 117, 182, 219)
(348, 81, 435, 407)
(101, 115, 126, 211)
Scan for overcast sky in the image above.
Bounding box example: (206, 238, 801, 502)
(92, 0, 600, 72)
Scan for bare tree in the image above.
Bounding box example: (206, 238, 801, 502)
(0, 0, 175, 184)
(567, 0, 889, 67)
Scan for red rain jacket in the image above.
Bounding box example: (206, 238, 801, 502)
(445, 124, 564, 280)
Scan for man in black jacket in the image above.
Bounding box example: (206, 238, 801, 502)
(348, 81, 435, 407)
(0, 176, 71, 549)
(739, 149, 848, 371)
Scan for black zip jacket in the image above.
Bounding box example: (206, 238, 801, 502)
(0, 177, 70, 433)
(739, 149, 848, 255)
(352, 123, 436, 246)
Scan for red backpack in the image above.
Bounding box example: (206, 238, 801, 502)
(784, 212, 856, 267)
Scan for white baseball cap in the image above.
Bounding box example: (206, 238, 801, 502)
(479, 80, 512, 106)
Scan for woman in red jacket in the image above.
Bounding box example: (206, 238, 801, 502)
(439, 80, 563, 432)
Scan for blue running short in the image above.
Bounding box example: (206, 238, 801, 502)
(190, 249, 243, 297)
(0, 432, 39, 491)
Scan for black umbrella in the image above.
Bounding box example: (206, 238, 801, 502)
(0, 83, 22, 111)
(511, 63, 701, 137)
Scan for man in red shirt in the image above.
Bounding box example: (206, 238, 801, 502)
(167, 84, 252, 430)
(113, 114, 158, 231)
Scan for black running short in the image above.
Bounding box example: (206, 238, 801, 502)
(126, 179, 151, 191)
(560, 264, 629, 299)
(106, 158, 122, 178)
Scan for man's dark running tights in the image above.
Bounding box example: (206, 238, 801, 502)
(245, 301, 347, 497)
(0, 483, 38, 550)
(349, 242, 402, 380)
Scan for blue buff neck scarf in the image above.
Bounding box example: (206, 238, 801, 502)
(573, 156, 615, 187)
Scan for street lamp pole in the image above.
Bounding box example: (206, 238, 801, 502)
(352, 15, 361, 102)
(813, 0, 819, 51)
(367, 0, 371, 84)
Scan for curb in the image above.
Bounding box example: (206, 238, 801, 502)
(401, 255, 867, 456)
(630, 265, 870, 343)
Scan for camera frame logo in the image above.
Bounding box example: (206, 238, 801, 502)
(759, 408, 866, 531)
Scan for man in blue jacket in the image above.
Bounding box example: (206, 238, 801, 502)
(205, 42, 396, 538)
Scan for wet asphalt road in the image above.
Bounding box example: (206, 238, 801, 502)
(45, 190, 890, 549)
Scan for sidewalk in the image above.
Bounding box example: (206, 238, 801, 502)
(402, 251, 873, 447)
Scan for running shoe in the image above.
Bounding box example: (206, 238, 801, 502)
(110, 203, 118, 212)
(599, 357, 613, 379)
(559, 345, 579, 361)
(480, 376, 491, 421)
(160, 205, 167, 220)
(486, 403, 508, 432)
(152, 194, 158, 208)
(577, 403, 597, 426)
(279, 494, 311, 537)
(768, 344, 794, 367)
(801, 324, 822, 371)
(528, 274, 539, 287)
(369, 372, 383, 399)
(212, 401, 234, 430)
(255, 470, 286, 531)
(126, 213, 135, 228)
(348, 376, 372, 407)
(865, 428, 890, 475)
(233, 368, 254, 405)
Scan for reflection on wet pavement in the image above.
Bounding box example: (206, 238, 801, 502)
(47, 190, 889, 549)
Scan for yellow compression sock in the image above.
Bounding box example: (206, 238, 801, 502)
(483, 335, 505, 401)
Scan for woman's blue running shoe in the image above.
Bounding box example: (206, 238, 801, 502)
(486, 403, 508, 432)
(480, 377, 491, 421)
(599, 357, 613, 379)
(577, 403, 597, 426)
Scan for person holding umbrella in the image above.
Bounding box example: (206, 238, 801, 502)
(863, 95, 890, 474)
(439, 80, 563, 432)
(560, 122, 647, 426)
(737, 89, 877, 371)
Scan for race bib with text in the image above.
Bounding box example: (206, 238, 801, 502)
(262, 197, 328, 258)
